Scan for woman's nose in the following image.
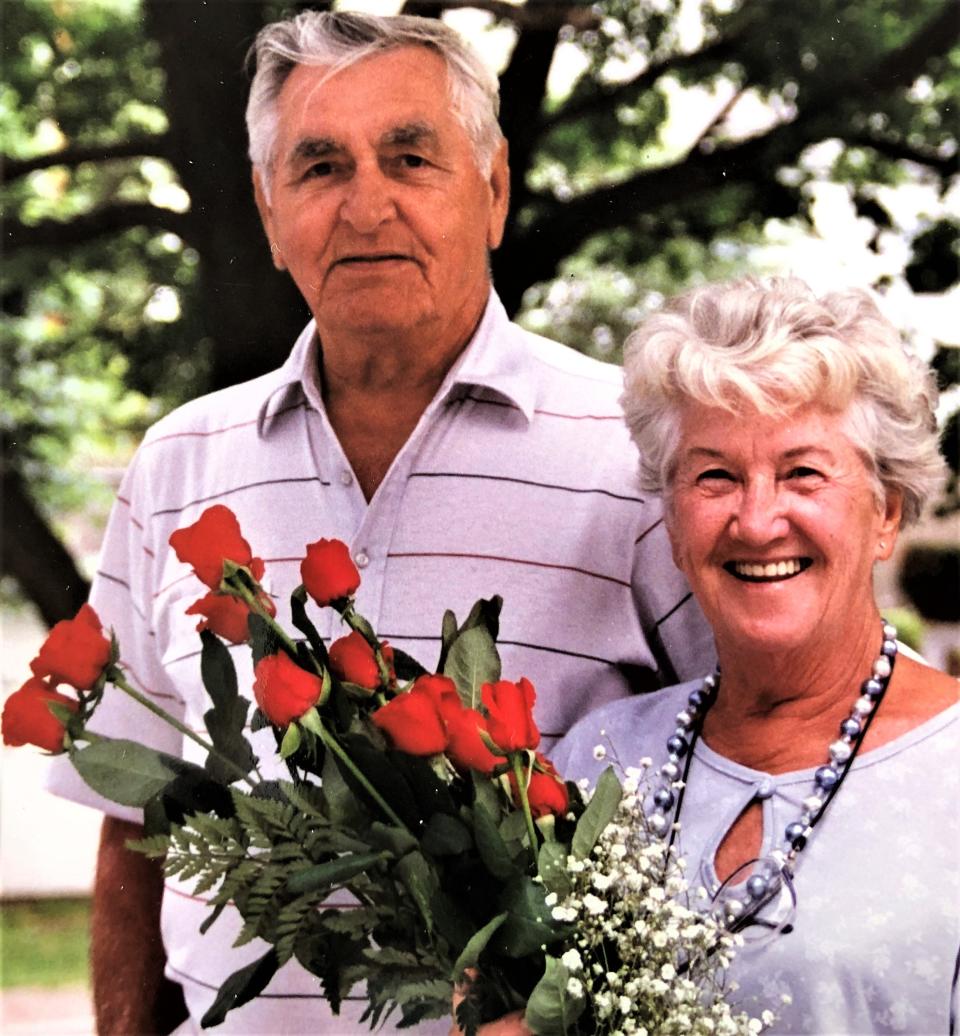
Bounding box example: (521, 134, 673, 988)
(731, 479, 789, 545)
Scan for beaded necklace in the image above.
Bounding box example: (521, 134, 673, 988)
(647, 620, 899, 935)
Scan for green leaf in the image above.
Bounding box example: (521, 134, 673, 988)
(472, 802, 518, 882)
(279, 723, 301, 759)
(451, 911, 508, 978)
(436, 608, 459, 672)
(290, 586, 329, 666)
(249, 612, 282, 666)
(537, 841, 572, 898)
(285, 851, 386, 895)
(367, 821, 418, 859)
(460, 596, 502, 641)
(523, 956, 585, 1036)
(571, 765, 622, 860)
(394, 852, 439, 935)
(491, 876, 561, 959)
(421, 813, 473, 856)
(204, 697, 256, 783)
(390, 646, 428, 682)
(444, 626, 501, 708)
(69, 739, 178, 807)
(199, 629, 238, 709)
(200, 948, 279, 1028)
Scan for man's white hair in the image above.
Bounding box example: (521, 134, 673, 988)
(621, 275, 945, 525)
(246, 10, 504, 189)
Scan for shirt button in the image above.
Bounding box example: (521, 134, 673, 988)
(339, 469, 353, 486)
(755, 779, 774, 799)
(354, 550, 370, 569)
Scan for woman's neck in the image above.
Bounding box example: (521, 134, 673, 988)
(702, 612, 883, 772)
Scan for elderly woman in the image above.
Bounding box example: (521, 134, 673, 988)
(553, 276, 959, 1034)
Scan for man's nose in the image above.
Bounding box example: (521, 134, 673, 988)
(338, 165, 396, 234)
(731, 479, 789, 545)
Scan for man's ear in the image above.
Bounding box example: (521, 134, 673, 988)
(253, 169, 285, 271)
(485, 140, 510, 252)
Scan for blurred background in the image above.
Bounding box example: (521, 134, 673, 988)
(2, 0, 957, 1030)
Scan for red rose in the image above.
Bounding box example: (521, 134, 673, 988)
(301, 538, 360, 607)
(481, 677, 539, 754)
(511, 754, 569, 819)
(253, 652, 325, 726)
(30, 604, 112, 691)
(412, 674, 461, 706)
(371, 687, 448, 756)
(2, 676, 78, 753)
(328, 631, 393, 691)
(169, 505, 262, 589)
(185, 591, 276, 645)
(441, 703, 500, 775)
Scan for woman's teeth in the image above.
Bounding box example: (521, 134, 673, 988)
(732, 559, 805, 580)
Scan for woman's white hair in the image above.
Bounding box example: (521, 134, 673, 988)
(246, 10, 504, 189)
(621, 276, 945, 525)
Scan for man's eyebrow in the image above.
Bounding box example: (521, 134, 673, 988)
(289, 137, 343, 163)
(381, 122, 438, 149)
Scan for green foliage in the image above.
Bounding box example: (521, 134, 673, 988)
(0, 898, 91, 989)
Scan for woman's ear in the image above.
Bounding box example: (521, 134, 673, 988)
(876, 488, 903, 562)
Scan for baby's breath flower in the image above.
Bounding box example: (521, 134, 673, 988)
(567, 977, 584, 999)
(561, 948, 583, 971)
(593, 744, 607, 760)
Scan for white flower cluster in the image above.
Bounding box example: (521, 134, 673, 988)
(551, 764, 774, 1036)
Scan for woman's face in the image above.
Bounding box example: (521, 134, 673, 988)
(666, 402, 902, 659)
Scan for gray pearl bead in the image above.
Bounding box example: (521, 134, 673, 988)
(746, 875, 769, 900)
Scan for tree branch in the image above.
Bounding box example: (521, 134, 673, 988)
(2, 134, 174, 182)
(497, 1, 958, 308)
(541, 32, 747, 133)
(0, 462, 90, 629)
(401, 0, 599, 30)
(846, 134, 959, 177)
(5, 202, 194, 252)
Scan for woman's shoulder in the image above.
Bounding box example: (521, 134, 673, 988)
(552, 679, 703, 786)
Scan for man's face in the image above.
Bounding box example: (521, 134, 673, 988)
(254, 47, 509, 347)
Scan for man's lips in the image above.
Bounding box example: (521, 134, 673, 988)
(723, 558, 813, 582)
(333, 253, 415, 267)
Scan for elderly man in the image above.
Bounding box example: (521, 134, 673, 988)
(48, 11, 713, 1034)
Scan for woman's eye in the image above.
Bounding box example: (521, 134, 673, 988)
(697, 468, 735, 483)
(788, 466, 822, 480)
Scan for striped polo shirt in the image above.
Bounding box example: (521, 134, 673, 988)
(48, 290, 714, 1033)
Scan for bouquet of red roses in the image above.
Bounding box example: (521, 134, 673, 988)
(4, 506, 772, 1036)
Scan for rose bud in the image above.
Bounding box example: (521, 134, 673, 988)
(441, 703, 500, 775)
(185, 591, 276, 645)
(30, 603, 112, 691)
(301, 538, 360, 607)
(481, 677, 540, 754)
(511, 754, 569, 819)
(371, 687, 448, 756)
(169, 505, 261, 589)
(253, 652, 326, 727)
(2, 676, 79, 753)
(411, 674, 460, 706)
(328, 631, 393, 692)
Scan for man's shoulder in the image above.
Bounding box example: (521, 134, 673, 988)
(511, 323, 623, 394)
(141, 367, 290, 447)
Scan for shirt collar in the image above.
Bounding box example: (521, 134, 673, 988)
(257, 288, 536, 438)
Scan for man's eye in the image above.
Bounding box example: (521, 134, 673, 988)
(305, 162, 334, 178)
(398, 154, 427, 169)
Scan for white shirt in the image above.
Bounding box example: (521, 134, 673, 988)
(48, 292, 715, 1033)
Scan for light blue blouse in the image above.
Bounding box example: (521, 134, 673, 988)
(553, 681, 960, 1035)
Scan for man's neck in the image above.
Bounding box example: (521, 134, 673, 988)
(316, 304, 486, 501)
